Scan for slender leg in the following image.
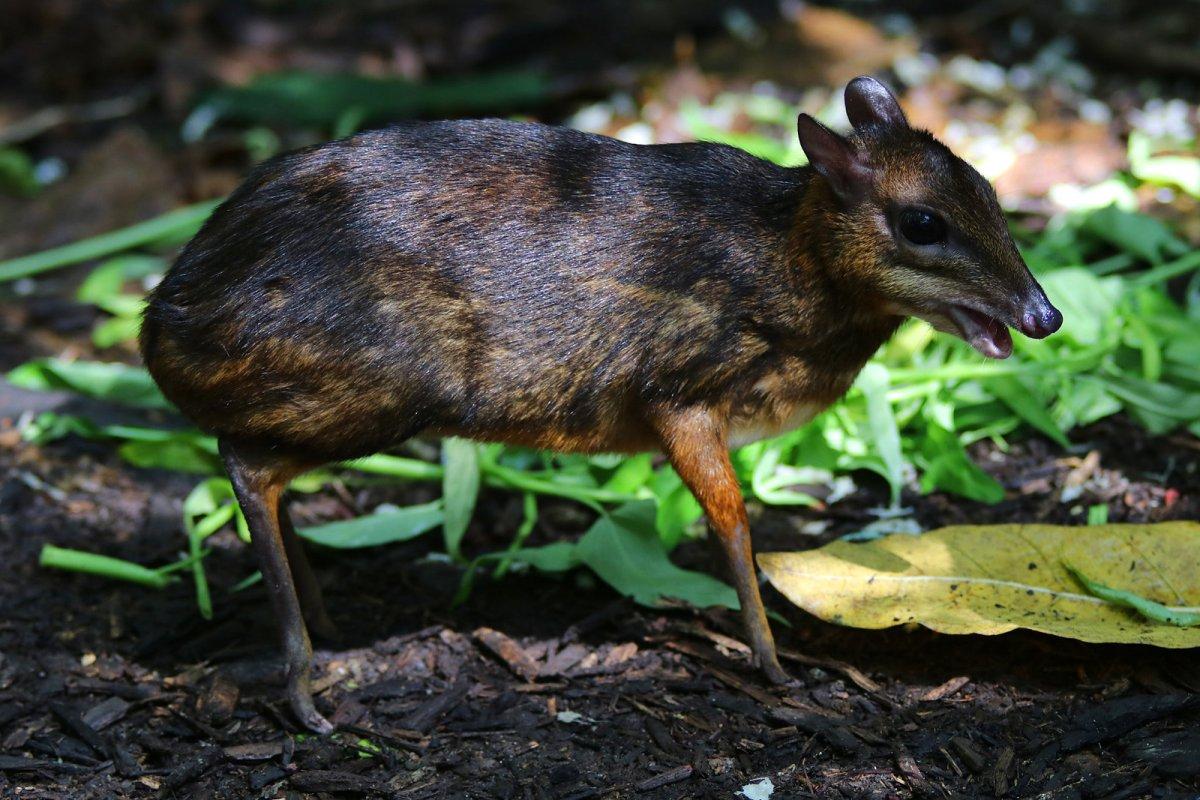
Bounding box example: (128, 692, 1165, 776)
(654, 407, 789, 683)
(277, 497, 338, 641)
(220, 441, 334, 734)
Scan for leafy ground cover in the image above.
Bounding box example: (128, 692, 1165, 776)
(1, 2, 1198, 797)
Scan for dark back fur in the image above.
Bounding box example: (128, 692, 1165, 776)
(143, 119, 896, 459)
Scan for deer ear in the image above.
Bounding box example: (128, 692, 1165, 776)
(796, 113, 873, 203)
(845, 76, 907, 130)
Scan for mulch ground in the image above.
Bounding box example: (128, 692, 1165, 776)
(1, 389, 1199, 799)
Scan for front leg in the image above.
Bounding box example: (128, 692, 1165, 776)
(652, 407, 788, 683)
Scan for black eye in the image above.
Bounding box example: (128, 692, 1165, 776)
(898, 208, 946, 245)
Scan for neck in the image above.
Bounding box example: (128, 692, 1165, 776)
(755, 169, 900, 365)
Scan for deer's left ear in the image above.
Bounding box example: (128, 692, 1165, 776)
(796, 113, 874, 203)
(845, 76, 908, 130)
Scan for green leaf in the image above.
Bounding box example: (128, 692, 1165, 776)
(748, 438, 822, 507)
(182, 478, 236, 621)
(183, 477, 236, 519)
(1128, 131, 1200, 198)
(77, 254, 164, 310)
(1052, 379, 1122, 430)
(92, 314, 143, 348)
(19, 412, 222, 475)
(8, 359, 171, 410)
(574, 501, 738, 609)
(118, 438, 222, 474)
(759, 521, 1200, 645)
(1081, 205, 1186, 265)
(601, 453, 653, 494)
(917, 424, 1005, 503)
(493, 492, 539, 578)
(299, 501, 444, 548)
(1037, 268, 1123, 346)
(343, 453, 443, 481)
(984, 375, 1070, 448)
(441, 438, 481, 559)
(1102, 373, 1200, 433)
(650, 467, 703, 549)
(856, 363, 906, 504)
(498, 541, 582, 573)
(0, 147, 38, 197)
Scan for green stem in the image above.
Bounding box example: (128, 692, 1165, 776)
(481, 461, 634, 509)
(493, 493, 538, 579)
(1130, 250, 1200, 288)
(39, 544, 172, 589)
(341, 453, 444, 481)
(0, 200, 221, 283)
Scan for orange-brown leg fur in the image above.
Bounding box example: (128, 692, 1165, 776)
(653, 407, 788, 683)
(220, 441, 333, 734)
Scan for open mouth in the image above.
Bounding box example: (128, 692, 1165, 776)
(946, 304, 1013, 359)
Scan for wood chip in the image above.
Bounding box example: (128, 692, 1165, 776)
(635, 764, 693, 792)
(644, 716, 680, 757)
(161, 745, 224, 793)
(992, 745, 1015, 795)
(777, 648, 881, 693)
(474, 627, 541, 682)
(949, 736, 987, 773)
(921, 675, 970, 702)
(894, 749, 925, 783)
(330, 697, 368, 728)
(82, 696, 130, 731)
(540, 643, 589, 676)
(1063, 450, 1101, 489)
(822, 726, 863, 756)
(1061, 694, 1199, 751)
(289, 769, 381, 793)
(680, 622, 751, 655)
(0, 755, 92, 775)
(402, 680, 468, 733)
(603, 642, 638, 667)
(223, 741, 284, 763)
(49, 701, 107, 757)
(708, 666, 779, 708)
(197, 675, 239, 724)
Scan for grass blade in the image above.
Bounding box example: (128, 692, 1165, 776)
(39, 544, 172, 589)
(0, 200, 220, 283)
(441, 438, 481, 559)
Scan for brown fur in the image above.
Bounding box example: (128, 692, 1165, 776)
(139, 79, 1060, 732)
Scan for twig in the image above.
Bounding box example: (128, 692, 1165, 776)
(0, 93, 147, 146)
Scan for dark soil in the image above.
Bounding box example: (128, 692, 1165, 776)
(1, 392, 1198, 799)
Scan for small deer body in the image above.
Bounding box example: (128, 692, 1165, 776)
(142, 78, 1061, 733)
(145, 120, 892, 460)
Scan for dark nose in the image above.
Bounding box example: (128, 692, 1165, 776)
(1018, 299, 1063, 339)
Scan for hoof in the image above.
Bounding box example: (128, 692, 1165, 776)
(293, 697, 334, 734)
(758, 658, 791, 685)
(289, 684, 334, 734)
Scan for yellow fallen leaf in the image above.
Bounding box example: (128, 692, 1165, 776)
(758, 521, 1200, 647)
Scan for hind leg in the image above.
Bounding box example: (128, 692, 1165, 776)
(221, 440, 333, 734)
(277, 497, 338, 641)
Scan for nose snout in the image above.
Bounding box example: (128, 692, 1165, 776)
(1018, 297, 1063, 339)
